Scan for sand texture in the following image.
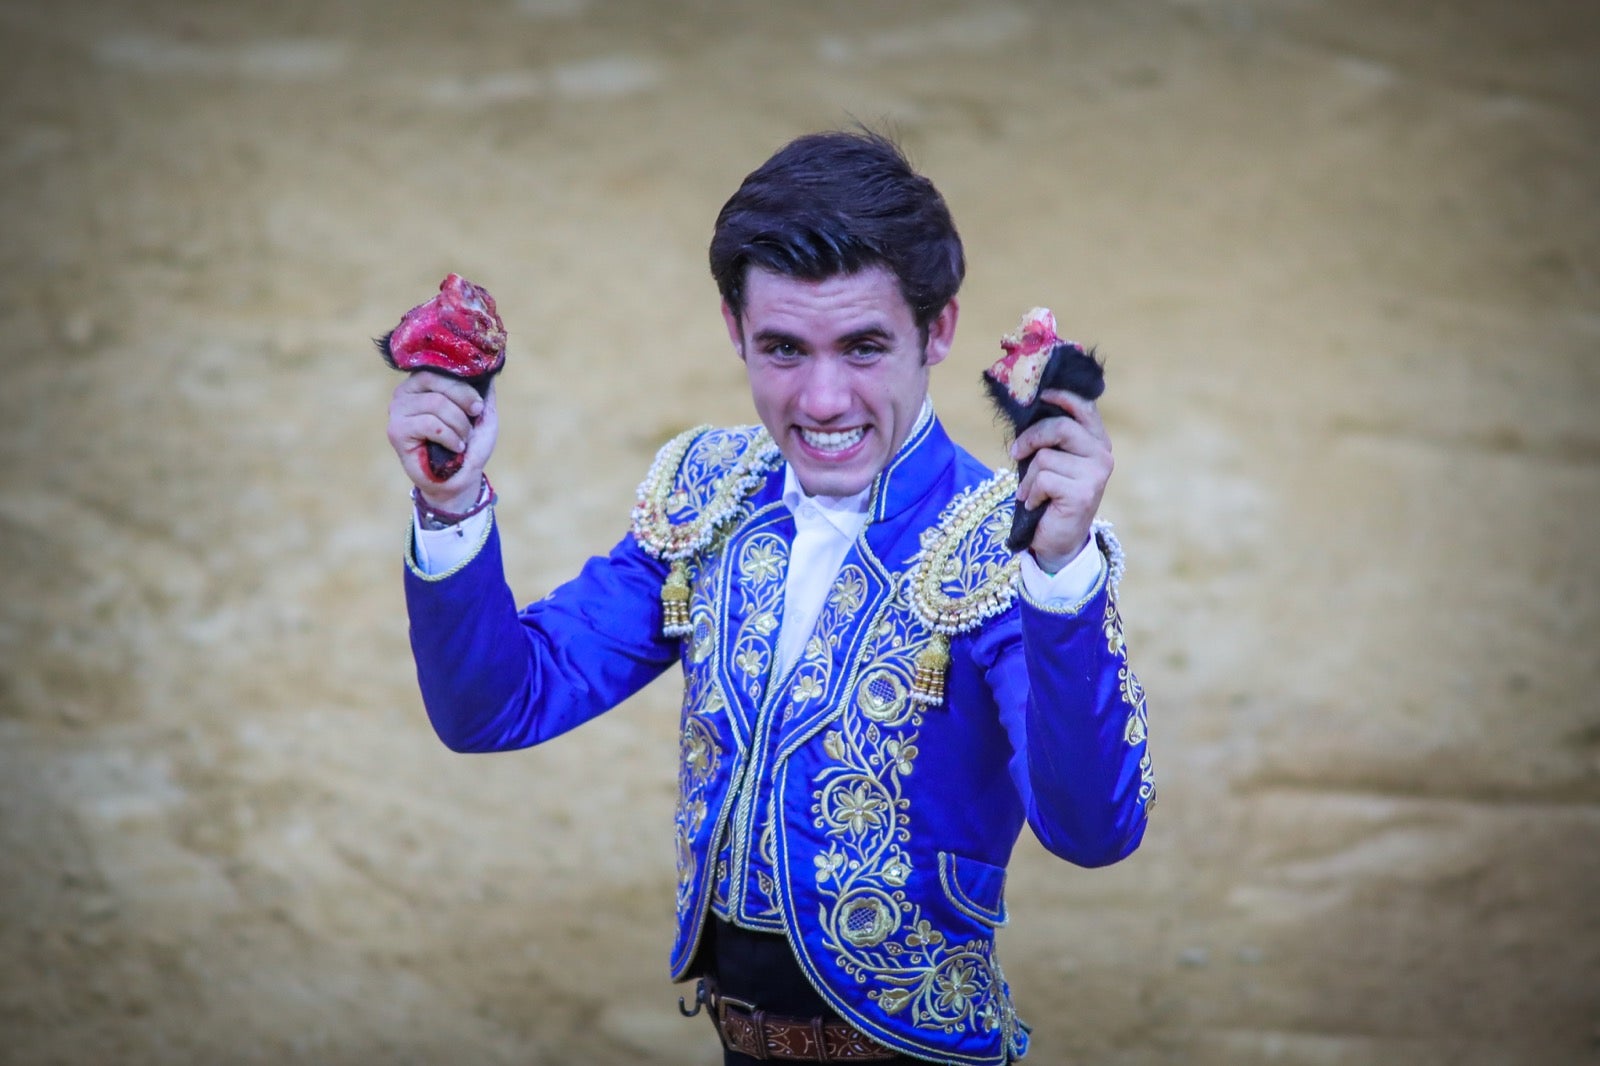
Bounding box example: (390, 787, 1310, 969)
(1, 1, 1597, 1063)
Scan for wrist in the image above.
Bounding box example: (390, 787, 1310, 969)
(1029, 532, 1092, 576)
(1029, 549, 1065, 576)
(413, 474, 494, 529)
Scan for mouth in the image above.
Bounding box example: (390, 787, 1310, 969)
(797, 426, 867, 455)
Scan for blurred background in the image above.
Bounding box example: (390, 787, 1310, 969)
(0, 1, 1596, 1062)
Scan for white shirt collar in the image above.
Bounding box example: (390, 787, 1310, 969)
(781, 466, 871, 538)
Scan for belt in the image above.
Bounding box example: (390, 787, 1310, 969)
(681, 977, 900, 1062)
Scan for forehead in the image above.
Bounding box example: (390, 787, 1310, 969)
(740, 265, 913, 332)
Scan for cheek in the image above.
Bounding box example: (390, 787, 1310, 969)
(746, 378, 789, 426)
(748, 368, 793, 406)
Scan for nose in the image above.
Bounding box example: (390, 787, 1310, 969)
(798, 357, 852, 424)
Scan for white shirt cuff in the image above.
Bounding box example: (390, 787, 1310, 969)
(411, 509, 493, 575)
(1017, 535, 1106, 606)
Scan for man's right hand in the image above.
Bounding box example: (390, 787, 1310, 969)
(386, 371, 498, 513)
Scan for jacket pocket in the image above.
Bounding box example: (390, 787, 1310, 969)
(937, 851, 1008, 927)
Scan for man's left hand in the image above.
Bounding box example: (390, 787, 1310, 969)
(1010, 389, 1113, 573)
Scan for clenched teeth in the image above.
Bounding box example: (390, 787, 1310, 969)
(800, 427, 866, 452)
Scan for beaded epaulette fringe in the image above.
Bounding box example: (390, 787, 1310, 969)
(906, 471, 1023, 705)
(631, 426, 782, 640)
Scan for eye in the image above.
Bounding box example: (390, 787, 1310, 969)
(847, 342, 885, 362)
(765, 342, 802, 361)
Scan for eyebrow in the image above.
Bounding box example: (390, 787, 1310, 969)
(838, 325, 893, 347)
(750, 325, 895, 350)
(752, 328, 806, 350)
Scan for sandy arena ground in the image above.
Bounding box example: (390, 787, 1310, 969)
(1, 2, 1597, 1063)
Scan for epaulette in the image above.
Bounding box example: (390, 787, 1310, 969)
(905, 471, 1126, 705)
(631, 425, 782, 637)
(906, 470, 1023, 705)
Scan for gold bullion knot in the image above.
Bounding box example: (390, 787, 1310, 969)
(911, 633, 950, 706)
(661, 560, 692, 637)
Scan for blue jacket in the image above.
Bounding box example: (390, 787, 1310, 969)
(403, 415, 1153, 1064)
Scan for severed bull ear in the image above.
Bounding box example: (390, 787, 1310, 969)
(376, 273, 509, 482)
(982, 309, 1104, 553)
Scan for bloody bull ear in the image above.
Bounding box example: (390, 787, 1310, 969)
(981, 307, 1104, 553)
(376, 273, 507, 382)
(376, 273, 509, 483)
(982, 307, 1103, 414)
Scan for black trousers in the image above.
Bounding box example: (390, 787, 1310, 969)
(699, 919, 922, 1065)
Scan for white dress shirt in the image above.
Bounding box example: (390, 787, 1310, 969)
(773, 469, 873, 678)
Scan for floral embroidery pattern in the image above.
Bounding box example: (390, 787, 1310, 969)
(645, 427, 776, 934)
(730, 532, 788, 697)
(1105, 597, 1156, 807)
(808, 573, 1019, 1041)
(675, 691, 722, 918)
(752, 821, 780, 917)
(675, 591, 732, 922)
(787, 563, 869, 719)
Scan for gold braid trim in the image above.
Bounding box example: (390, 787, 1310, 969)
(631, 426, 781, 638)
(906, 471, 1022, 705)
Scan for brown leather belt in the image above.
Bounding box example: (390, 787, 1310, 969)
(687, 977, 900, 1061)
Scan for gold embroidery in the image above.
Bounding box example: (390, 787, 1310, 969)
(910, 635, 949, 706)
(856, 666, 913, 727)
(730, 532, 787, 696)
(793, 673, 825, 702)
(632, 426, 782, 639)
(1104, 595, 1156, 808)
(787, 562, 869, 720)
(752, 821, 781, 917)
(720, 524, 797, 926)
(809, 571, 1021, 1040)
(1103, 581, 1127, 656)
(742, 540, 783, 584)
(652, 428, 778, 928)
(691, 606, 716, 664)
(674, 688, 723, 919)
(906, 471, 1022, 705)
(661, 560, 692, 636)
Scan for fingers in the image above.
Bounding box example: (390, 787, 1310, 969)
(387, 372, 497, 496)
(456, 382, 499, 468)
(1042, 388, 1108, 443)
(389, 375, 478, 449)
(1016, 444, 1111, 511)
(394, 369, 486, 418)
(1008, 390, 1113, 563)
(1011, 391, 1108, 458)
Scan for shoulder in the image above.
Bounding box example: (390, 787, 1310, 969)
(630, 424, 782, 561)
(908, 468, 1022, 636)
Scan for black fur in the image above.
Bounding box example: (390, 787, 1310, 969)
(982, 342, 1104, 553)
(374, 329, 400, 371)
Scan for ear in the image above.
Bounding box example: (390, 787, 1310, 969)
(922, 298, 959, 368)
(721, 300, 745, 360)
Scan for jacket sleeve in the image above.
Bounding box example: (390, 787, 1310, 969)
(402, 514, 680, 753)
(973, 567, 1154, 867)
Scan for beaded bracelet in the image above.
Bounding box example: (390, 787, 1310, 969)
(413, 474, 495, 530)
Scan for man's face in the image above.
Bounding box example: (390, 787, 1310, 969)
(725, 265, 957, 498)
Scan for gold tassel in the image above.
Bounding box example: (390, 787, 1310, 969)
(661, 561, 692, 638)
(910, 633, 950, 706)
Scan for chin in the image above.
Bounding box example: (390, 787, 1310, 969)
(791, 463, 875, 498)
